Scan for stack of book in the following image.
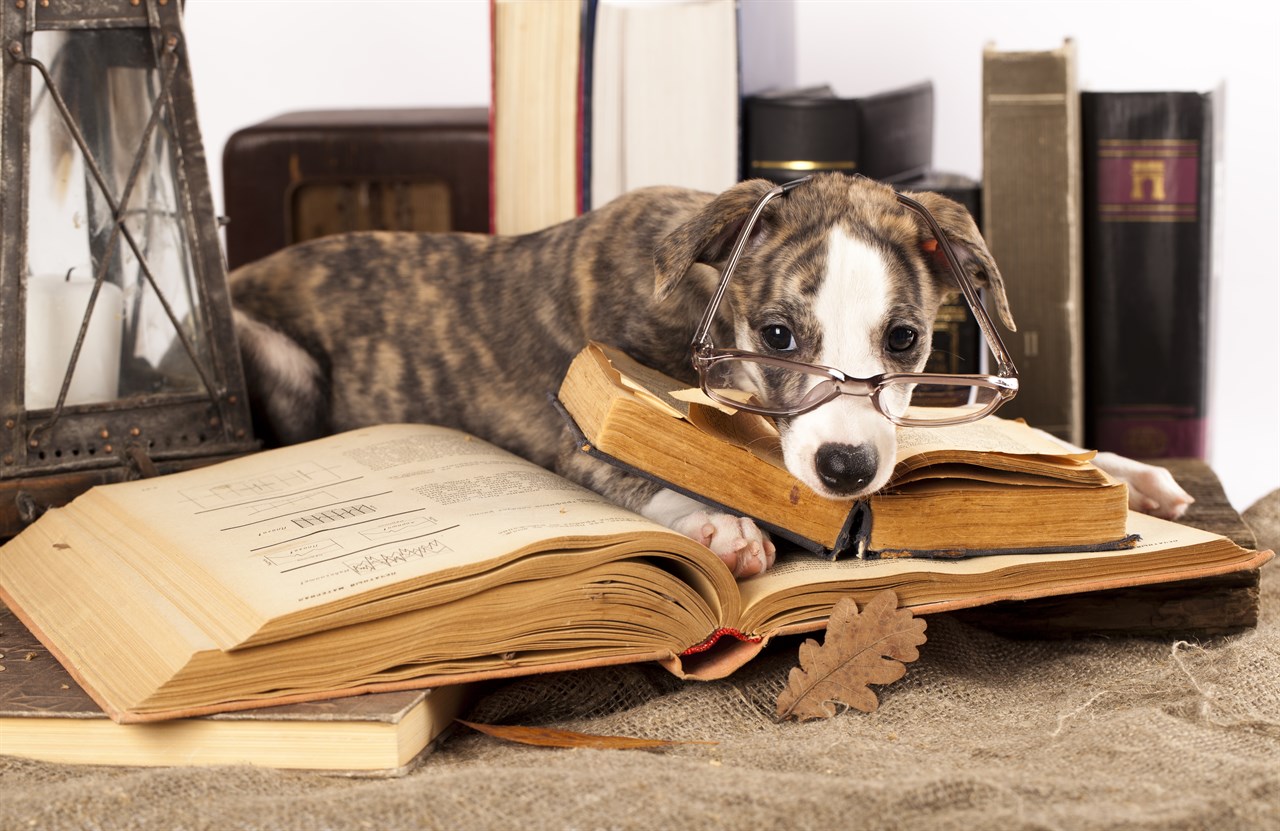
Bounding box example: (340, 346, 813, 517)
(0, 346, 1267, 768)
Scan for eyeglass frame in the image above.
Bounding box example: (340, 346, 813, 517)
(689, 176, 1019, 426)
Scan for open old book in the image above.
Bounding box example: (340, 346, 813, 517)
(0, 423, 1269, 723)
(557, 342, 1134, 558)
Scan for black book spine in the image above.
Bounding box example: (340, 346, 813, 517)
(1081, 91, 1213, 458)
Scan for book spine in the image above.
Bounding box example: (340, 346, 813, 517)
(1081, 91, 1213, 459)
(981, 39, 1084, 444)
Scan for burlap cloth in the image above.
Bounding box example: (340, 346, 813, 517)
(4, 492, 1278, 830)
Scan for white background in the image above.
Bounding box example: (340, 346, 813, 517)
(183, 0, 1279, 513)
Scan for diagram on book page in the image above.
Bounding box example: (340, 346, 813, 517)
(173, 460, 458, 580)
(178, 461, 345, 511)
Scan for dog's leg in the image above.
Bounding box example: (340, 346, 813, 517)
(1091, 452, 1195, 520)
(1029, 426, 1195, 520)
(555, 444, 775, 577)
(640, 490, 776, 578)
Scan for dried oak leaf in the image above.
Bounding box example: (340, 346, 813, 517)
(775, 590, 927, 721)
(458, 720, 717, 750)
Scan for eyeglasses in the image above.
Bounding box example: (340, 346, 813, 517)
(690, 176, 1018, 427)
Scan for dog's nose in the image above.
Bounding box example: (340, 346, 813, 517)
(814, 442, 878, 494)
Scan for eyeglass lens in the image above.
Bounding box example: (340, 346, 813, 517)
(702, 355, 1003, 423)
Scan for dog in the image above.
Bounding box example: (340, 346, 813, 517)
(230, 174, 1193, 578)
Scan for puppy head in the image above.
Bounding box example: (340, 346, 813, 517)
(655, 173, 1014, 501)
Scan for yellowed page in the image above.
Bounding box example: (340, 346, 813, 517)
(68, 424, 728, 651)
(735, 511, 1251, 634)
(894, 417, 1094, 463)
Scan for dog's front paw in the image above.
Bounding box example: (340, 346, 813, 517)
(670, 510, 777, 578)
(1094, 452, 1195, 520)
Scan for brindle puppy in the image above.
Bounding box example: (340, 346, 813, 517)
(231, 174, 1191, 577)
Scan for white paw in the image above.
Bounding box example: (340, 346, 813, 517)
(1094, 452, 1195, 520)
(670, 510, 776, 578)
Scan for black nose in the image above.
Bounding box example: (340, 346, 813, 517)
(814, 443, 878, 494)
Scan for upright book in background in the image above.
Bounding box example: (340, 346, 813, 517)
(590, 0, 738, 207)
(589, 0, 794, 209)
(982, 38, 1084, 445)
(1081, 91, 1215, 458)
(490, 0, 583, 235)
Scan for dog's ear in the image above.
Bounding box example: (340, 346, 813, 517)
(903, 190, 1017, 331)
(653, 179, 777, 300)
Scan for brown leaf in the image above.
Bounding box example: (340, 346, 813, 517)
(775, 590, 927, 721)
(457, 720, 717, 750)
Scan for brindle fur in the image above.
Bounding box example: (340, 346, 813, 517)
(230, 174, 1011, 516)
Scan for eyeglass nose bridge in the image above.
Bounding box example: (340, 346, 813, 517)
(800, 373, 880, 412)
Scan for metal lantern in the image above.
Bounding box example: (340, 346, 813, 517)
(1, 0, 256, 536)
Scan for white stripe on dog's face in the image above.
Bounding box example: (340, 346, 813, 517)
(780, 226, 900, 499)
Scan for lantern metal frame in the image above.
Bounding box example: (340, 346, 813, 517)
(1, 0, 256, 536)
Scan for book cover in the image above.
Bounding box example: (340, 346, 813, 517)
(982, 38, 1084, 444)
(0, 605, 469, 774)
(1081, 90, 1214, 458)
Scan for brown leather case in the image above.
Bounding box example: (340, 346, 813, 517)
(222, 107, 490, 270)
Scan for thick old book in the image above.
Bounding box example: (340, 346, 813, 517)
(490, 0, 584, 234)
(589, 0, 739, 208)
(744, 82, 933, 184)
(1081, 91, 1215, 459)
(0, 424, 1269, 725)
(558, 342, 1134, 558)
(982, 38, 1084, 445)
(0, 606, 469, 774)
(589, 0, 794, 210)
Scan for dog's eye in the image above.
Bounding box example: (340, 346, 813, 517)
(760, 324, 797, 352)
(886, 326, 918, 353)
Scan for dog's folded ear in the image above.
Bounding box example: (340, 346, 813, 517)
(653, 179, 776, 300)
(903, 190, 1017, 332)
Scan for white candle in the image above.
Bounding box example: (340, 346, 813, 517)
(25, 273, 124, 410)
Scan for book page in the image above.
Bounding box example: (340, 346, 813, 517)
(79, 424, 708, 647)
(894, 417, 1094, 462)
(734, 511, 1245, 633)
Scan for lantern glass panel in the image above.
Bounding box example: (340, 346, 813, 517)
(26, 28, 210, 411)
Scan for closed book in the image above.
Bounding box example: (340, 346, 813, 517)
(589, 0, 794, 209)
(744, 81, 933, 184)
(0, 606, 469, 774)
(982, 39, 1084, 444)
(490, 0, 584, 234)
(1081, 91, 1214, 458)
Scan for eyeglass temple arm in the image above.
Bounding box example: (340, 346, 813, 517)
(893, 190, 1019, 380)
(691, 178, 810, 352)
